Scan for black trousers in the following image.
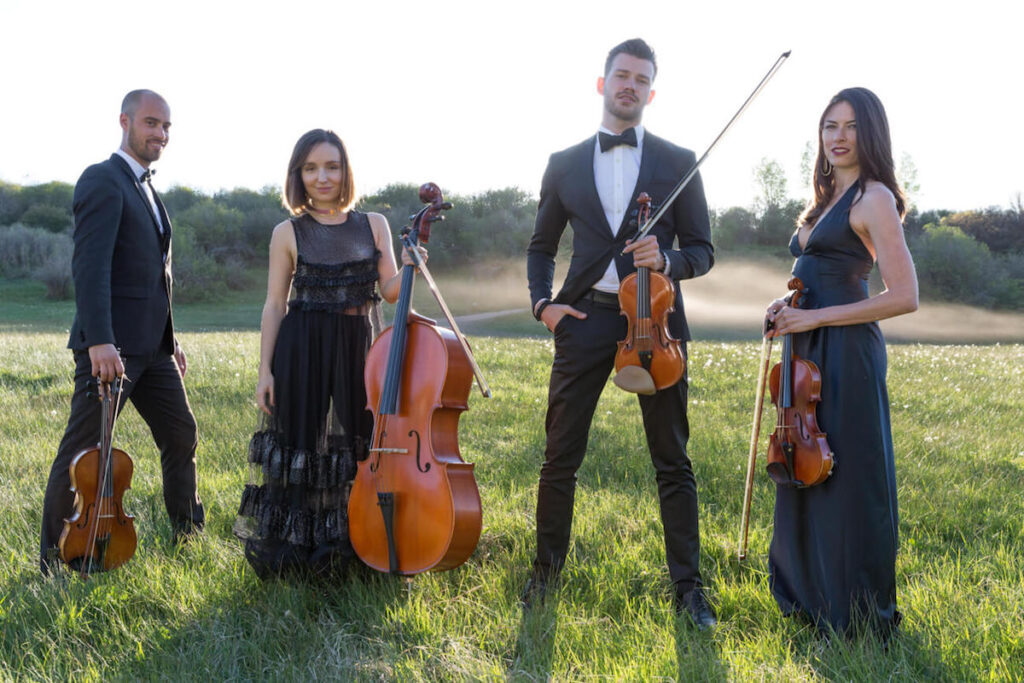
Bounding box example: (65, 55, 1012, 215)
(40, 349, 205, 573)
(533, 295, 702, 590)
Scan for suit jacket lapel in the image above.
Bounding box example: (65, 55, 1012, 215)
(576, 137, 615, 236)
(153, 190, 172, 251)
(111, 154, 165, 246)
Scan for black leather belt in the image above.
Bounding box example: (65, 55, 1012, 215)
(582, 289, 620, 307)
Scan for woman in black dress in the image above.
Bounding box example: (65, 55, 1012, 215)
(235, 129, 420, 578)
(765, 88, 918, 637)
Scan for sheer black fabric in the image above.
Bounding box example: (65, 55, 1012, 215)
(769, 185, 901, 636)
(234, 211, 380, 579)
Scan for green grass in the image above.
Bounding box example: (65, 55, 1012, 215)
(1, 325, 1022, 680)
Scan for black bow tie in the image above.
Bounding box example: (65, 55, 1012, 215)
(598, 128, 638, 153)
(140, 169, 155, 183)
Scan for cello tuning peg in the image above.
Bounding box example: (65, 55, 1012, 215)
(441, 202, 453, 210)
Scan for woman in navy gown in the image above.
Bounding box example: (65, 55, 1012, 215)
(765, 87, 918, 637)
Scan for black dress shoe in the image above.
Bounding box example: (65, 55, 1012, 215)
(675, 587, 717, 630)
(520, 569, 559, 609)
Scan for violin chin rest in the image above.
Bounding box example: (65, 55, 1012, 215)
(613, 366, 657, 395)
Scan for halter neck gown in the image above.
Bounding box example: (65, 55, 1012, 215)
(769, 184, 901, 635)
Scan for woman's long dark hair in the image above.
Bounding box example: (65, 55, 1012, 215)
(283, 129, 355, 215)
(800, 87, 905, 227)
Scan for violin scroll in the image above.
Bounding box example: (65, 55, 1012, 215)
(410, 182, 454, 244)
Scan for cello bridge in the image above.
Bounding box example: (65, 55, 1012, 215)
(369, 447, 409, 454)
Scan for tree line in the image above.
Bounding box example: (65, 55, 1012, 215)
(1, 172, 1022, 310)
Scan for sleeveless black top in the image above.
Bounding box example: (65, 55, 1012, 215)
(289, 211, 381, 313)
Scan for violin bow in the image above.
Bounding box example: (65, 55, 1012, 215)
(738, 326, 773, 561)
(634, 50, 791, 243)
(399, 235, 493, 398)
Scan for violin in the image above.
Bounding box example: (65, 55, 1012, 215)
(613, 192, 685, 395)
(59, 377, 137, 577)
(765, 277, 834, 488)
(348, 183, 483, 575)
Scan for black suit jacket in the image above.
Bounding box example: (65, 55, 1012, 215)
(68, 154, 175, 355)
(526, 131, 714, 341)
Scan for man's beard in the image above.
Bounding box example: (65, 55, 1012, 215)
(129, 127, 162, 163)
(605, 93, 643, 124)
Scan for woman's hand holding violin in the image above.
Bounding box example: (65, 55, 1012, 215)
(765, 299, 822, 338)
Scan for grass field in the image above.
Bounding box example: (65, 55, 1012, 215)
(1, 264, 1023, 680)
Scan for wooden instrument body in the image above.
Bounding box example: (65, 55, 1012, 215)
(766, 356, 834, 487)
(765, 277, 834, 488)
(614, 269, 685, 392)
(59, 445, 137, 572)
(349, 313, 482, 575)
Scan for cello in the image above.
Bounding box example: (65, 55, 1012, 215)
(348, 183, 485, 575)
(59, 376, 137, 577)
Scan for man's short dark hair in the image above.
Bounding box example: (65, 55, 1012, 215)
(604, 38, 657, 79)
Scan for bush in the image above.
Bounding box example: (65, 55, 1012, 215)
(176, 199, 247, 259)
(161, 185, 204, 217)
(0, 224, 71, 277)
(32, 238, 73, 300)
(755, 200, 803, 246)
(713, 206, 757, 249)
(942, 207, 1024, 253)
(20, 204, 72, 233)
(169, 226, 226, 302)
(909, 224, 1022, 310)
(0, 181, 27, 225)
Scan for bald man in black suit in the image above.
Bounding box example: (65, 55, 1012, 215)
(40, 90, 204, 575)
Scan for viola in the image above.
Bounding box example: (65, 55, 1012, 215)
(59, 377, 137, 577)
(613, 192, 685, 395)
(765, 277, 834, 488)
(348, 183, 483, 575)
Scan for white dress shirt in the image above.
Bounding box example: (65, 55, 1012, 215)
(591, 125, 644, 293)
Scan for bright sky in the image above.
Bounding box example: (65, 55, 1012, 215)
(1, 0, 1020, 213)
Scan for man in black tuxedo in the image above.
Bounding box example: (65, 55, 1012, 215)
(40, 90, 204, 575)
(524, 39, 716, 627)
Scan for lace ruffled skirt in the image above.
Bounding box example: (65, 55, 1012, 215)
(234, 310, 372, 579)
